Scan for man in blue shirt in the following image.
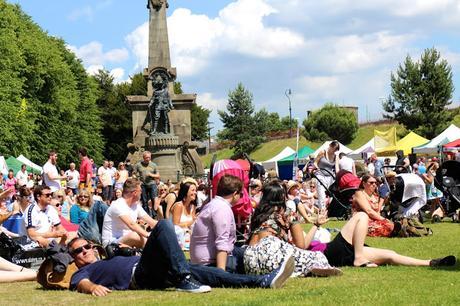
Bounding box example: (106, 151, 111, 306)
(69, 219, 294, 296)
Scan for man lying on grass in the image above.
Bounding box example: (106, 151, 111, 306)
(68, 218, 295, 296)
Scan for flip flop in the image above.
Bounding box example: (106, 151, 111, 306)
(358, 261, 378, 268)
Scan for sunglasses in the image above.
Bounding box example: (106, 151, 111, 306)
(71, 244, 93, 256)
(79, 195, 89, 199)
(42, 193, 52, 198)
(367, 181, 377, 185)
(54, 203, 61, 207)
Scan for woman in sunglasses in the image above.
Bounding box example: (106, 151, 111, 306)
(70, 189, 93, 225)
(352, 175, 394, 237)
(51, 194, 79, 233)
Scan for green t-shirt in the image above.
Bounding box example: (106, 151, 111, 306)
(134, 161, 158, 185)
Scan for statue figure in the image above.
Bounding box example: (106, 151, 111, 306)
(147, 0, 168, 11)
(149, 71, 174, 135)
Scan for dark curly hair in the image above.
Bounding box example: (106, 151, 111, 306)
(249, 180, 286, 236)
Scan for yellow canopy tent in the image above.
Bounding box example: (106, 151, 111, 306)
(377, 131, 429, 156)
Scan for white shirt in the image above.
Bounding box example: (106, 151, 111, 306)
(23, 203, 60, 234)
(65, 169, 80, 189)
(338, 156, 354, 173)
(43, 161, 61, 192)
(15, 170, 29, 187)
(102, 197, 147, 246)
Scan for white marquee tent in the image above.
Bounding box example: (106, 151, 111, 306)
(313, 141, 352, 157)
(261, 146, 296, 174)
(412, 124, 460, 154)
(16, 154, 43, 173)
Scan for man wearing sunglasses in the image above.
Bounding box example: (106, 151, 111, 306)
(23, 185, 69, 247)
(68, 218, 294, 296)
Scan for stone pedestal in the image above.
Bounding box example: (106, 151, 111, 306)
(125, 1, 204, 183)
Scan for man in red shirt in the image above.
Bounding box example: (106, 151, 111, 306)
(78, 147, 93, 192)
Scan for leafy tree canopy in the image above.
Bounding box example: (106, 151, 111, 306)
(303, 103, 358, 144)
(383, 48, 454, 138)
(218, 83, 265, 156)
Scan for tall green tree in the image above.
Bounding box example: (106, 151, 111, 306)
(383, 48, 454, 138)
(218, 83, 265, 155)
(303, 103, 358, 144)
(93, 70, 135, 163)
(0, 1, 104, 168)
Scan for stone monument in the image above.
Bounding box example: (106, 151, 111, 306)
(126, 0, 204, 182)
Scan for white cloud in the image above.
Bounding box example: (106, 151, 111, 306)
(68, 41, 129, 66)
(125, 0, 305, 76)
(110, 68, 126, 84)
(306, 32, 414, 74)
(67, 6, 94, 22)
(67, 1, 114, 22)
(196, 92, 227, 112)
(86, 64, 104, 76)
(125, 22, 149, 70)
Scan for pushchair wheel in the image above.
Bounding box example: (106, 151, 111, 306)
(432, 215, 441, 223)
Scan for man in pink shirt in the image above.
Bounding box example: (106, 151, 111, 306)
(78, 147, 93, 192)
(190, 175, 244, 272)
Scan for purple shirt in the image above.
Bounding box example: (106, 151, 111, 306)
(190, 196, 236, 265)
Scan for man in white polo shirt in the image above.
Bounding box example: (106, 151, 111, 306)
(43, 150, 66, 192)
(24, 185, 68, 247)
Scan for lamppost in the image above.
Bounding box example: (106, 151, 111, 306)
(285, 89, 292, 138)
(207, 121, 213, 154)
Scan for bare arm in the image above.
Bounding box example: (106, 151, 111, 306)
(354, 191, 385, 221)
(76, 279, 112, 296)
(118, 215, 150, 238)
(216, 251, 227, 271)
(140, 213, 158, 229)
(314, 151, 324, 169)
(290, 223, 306, 249)
(171, 202, 193, 228)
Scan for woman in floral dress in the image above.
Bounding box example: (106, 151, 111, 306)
(244, 180, 341, 277)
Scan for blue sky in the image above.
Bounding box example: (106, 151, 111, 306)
(10, 0, 460, 132)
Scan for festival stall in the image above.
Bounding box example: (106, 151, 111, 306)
(412, 124, 460, 155)
(0, 156, 9, 176)
(377, 131, 429, 156)
(5, 156, 35, 174)
(261, 146, 296, 175)
(349, 137, 375, 160)
(16, 154, 43, 173)
(277, 146, 315, 180)
(312, 141, 352, 157)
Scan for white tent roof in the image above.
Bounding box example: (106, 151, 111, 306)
(313, 141, 352, 157)
(348, 137, 375, 160)
(350, 137, 375, 154)
(261, 146, 296, 174)
(412, 124, 460, 154)
(0, 156, 8, 176)
(17, 154, 43, 173)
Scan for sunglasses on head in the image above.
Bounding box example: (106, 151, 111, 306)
(71, 243, 93, 256)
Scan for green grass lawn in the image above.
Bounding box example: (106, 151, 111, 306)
(2, 221, 459, 305)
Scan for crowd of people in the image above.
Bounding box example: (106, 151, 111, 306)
(0, 144, 457, 295)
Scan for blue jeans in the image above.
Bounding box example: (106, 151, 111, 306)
(133, 220, 264, 289)
(102, 185, 113, 202)
(141, 184, 157, 216)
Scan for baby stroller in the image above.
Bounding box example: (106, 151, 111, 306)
(386, 172, 427, 222)
(312, 168, 360, 219)
(209, 158, 253, 245)
(435, 160, 460, 222)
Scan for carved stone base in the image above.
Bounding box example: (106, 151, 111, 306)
(146, 134, 179, 149)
